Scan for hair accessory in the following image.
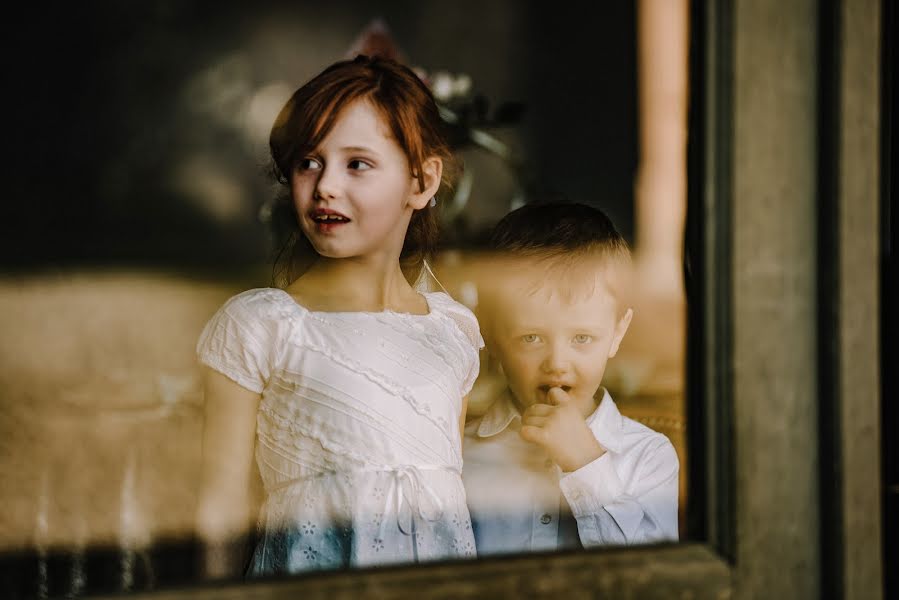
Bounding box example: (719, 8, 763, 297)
(429, 196, 437, 207)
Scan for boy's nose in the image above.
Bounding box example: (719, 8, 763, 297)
(540, 345, 571, 375)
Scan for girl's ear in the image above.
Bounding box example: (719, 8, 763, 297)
(408, 156, 443, 210)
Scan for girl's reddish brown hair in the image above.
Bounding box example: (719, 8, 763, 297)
(269, 54, 457, 287)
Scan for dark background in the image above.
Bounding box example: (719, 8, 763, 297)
(2, 0, 638, 273)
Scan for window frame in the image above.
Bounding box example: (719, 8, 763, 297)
(101, 1, 883, 597)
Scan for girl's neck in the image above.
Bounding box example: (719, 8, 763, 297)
(286, 256, 426, 314)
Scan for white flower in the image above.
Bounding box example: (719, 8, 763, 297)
(431, 71, 454, 102)
(453, 73, 472, 98)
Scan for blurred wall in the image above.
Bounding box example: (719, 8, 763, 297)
(2, 0, 636, 271)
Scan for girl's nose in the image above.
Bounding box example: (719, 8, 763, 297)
(314, 167, 339, 200)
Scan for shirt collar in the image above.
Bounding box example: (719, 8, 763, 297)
(476, 387, 625, 453)
(476, 389, 521, 437)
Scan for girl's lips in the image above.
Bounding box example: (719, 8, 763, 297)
(310, 209, 350, 222)
(310, 209, 351, 232)
(311, 219, 349, 234)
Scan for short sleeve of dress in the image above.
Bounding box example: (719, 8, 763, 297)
(196, 291, 275, 394)
(430, 293, 485, 396)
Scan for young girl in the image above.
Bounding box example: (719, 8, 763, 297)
(194, 55, 482, 578)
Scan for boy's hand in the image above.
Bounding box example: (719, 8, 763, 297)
(519, 387, 605, 472)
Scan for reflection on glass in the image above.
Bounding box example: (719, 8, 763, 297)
(444, 0, 690, 542)
(460, 204, 679, 555)
(195, 54, 480, 580)
(0, 1, 689, 596)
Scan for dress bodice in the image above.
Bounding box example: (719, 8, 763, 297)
(197, 287, 483, 573)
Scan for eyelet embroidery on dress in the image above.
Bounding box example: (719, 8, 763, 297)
(371, 538, 385, 552)
(302, 546, 318, 561)
(414, 530, 428, 552)
(452, 538, 475, 556)
(301, 521, 317, 536)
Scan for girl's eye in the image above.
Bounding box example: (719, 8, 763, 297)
(573, 334, 593, 344)
(521, 334, 540, 344)
(348, 159, 372, 171)
(298, 158, 322, 171)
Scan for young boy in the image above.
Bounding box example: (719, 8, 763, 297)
(462, 202, 679, 554)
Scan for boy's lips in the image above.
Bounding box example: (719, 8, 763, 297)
(537, 384, 573, 395)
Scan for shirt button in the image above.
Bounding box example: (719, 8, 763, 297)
(540, 514, 552, 525)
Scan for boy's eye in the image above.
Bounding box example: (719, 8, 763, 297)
(348, 159, 372, 171)
(521, 334, 540, 344)
(298, 157, 322, 171)
(573, 334, 593, 344)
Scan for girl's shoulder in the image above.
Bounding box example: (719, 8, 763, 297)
(217, 287, 291, 316)
(198, 288, 289, 392)
(424, 292, 484, 350)
(205, 287, 296, 334)
(423, 290, 473, 314)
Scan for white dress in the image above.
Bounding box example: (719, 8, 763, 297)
(196, 288, 482, 575)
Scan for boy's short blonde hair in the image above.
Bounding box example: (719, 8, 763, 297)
(482, 202, 633, 316)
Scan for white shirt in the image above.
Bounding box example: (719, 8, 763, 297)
(462, 388, 679, 554)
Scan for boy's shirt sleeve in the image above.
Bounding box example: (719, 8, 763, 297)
(558, 435, 679, 546)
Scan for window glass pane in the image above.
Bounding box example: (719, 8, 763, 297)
(0, 1, 691, 596)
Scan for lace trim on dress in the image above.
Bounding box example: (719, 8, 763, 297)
(367, 313, 465, 380)
(417, 294, 483, 391)
(255, 426, 342, 475)
(291, 311, 460, 405)
(263, 380, 451, 465)
(273, 288, 479, 398)
(258, 399, 460, 477)
(424, 293, 484, 347)
(304, 308, 466, 389)
(297, 340, 460, 461)
(257, 406, 370, 469)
